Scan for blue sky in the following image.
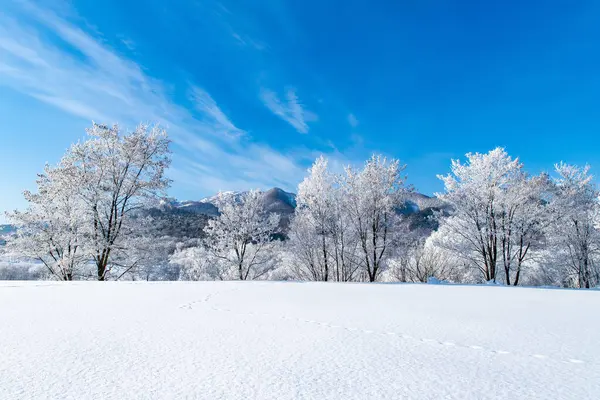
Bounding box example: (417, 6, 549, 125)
(1, 0, 600, 221)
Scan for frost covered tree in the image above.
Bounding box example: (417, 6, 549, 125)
(288, 157, 360, 282)
(549, 163, 600, 288)
(288, 211, 330, 281)
(387, 237, 462, 283)
(63, 123, 171, 280)
(115, 233, 180, 281)
(6, 163, 88, 280)
(436, 148, 550, 285)
(328, 194, 361, 282)
(171, 244, 222, 280)
(8, 123, 171, 281)
(342, 155, 409, 282)
(288, 157, 335, 281)
(203, 190, 281, 280)
(496, 173, 552, 285)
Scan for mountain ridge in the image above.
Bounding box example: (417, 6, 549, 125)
(2, 189, 447, 242)
(158, 187, 448, 235)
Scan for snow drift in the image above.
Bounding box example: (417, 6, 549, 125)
(0, 282, 598, 399)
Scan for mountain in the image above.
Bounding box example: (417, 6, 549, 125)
(0, 224, 16, 246)
(155, 187, 445, 237)
(2, 190, 445, 243)
(160, 188, 296, 219)
(149, 188, 297, 239)
(169, 200, 219, 217)
(399, 192, 452, 233)
(0, 225, 15, 235)
(398, 192, 450, 218)
(261, 187, 297, 216)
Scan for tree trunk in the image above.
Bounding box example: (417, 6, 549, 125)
(514, 265, 521, 286)
(368, 265, 376, 282)
(321, 231, 329, 281)
(97, 262, 106, 281)
(97, 250, 110, 281)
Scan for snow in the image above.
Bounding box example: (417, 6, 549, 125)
(1, 282, 598, 399)
(200, 190, 239, 203)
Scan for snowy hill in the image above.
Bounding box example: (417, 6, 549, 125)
(0, 224, 15, 235)
(154, 188, 297, 234)
(1, 282, 598, 399)
(0, 224, 15, 246)
(158, 188, 442, 235)
(163, 187, 296, 218)
(398, 192, 451, 232)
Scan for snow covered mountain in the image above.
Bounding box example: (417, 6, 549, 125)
(166, 188, 445, 219)
(157, 188, 446, 237)
(162, 188, 297, 219)
(150, 188, 297, 238)
(399, 192, 452, 232)
(0, 225, 15, 235)
(4, 190, 446, 242)
(0, 224, 15, 246)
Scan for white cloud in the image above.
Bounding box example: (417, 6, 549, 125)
(231, 32, 266, 51)
(0, 37, 49, 67)
(189, 86, 245, 137)
(348, 113, 359, 128)
(260, 87, 316, 134)
(29, 93, 110, 121)
(119, 36, 136, 51)
(0, 1, 310, 198)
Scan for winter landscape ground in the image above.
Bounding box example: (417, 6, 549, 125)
(1, 282, 598, 400)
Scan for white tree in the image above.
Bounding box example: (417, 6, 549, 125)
(436, 148, 550, 285)
(8, 122, 171, 281)
(170, 243, 228, 281)
(342, 155, 409, 282)
(329, 176, 362, 282)
(118, 233, 180, 281)
(288, 157, 335, 281)
(288, 210, 330, 281)
(496, 173, 552, 285)
(549, 163, 600, 288)
(288, 156, 361, 282)
(63, 123, 171, 280)
(6, 163, 88, 280)
(203, 190, 281, 280)
(436, 148, 518, 282)
(387, 237, 462, 283)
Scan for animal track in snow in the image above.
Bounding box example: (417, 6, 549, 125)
(180, 290, 588, 367)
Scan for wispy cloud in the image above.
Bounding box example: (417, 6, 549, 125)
(260, 87, 317, 134)
(348, 113, 359, 128)
(231, 32, 267, 51)
(0, 1, 311, 197)
(30, 93, 110, 121)
(189, 86, 245, 138)
(117, 35, 136, 51)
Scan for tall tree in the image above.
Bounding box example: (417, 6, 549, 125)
(550, 163, 600, 288)
(7, 163, 88, 280)
(497, 173, 552, 285)
(343, 155, 409, 282)
(436, 148, 548, 284)
(60, 123, 171, 280)
(288, 157, 361, 281)
(290, 156, 335, 281)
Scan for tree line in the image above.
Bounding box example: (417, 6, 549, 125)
(3, 123, 599, 288)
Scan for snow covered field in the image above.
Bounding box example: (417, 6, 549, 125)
(1, 282, 598, 399)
